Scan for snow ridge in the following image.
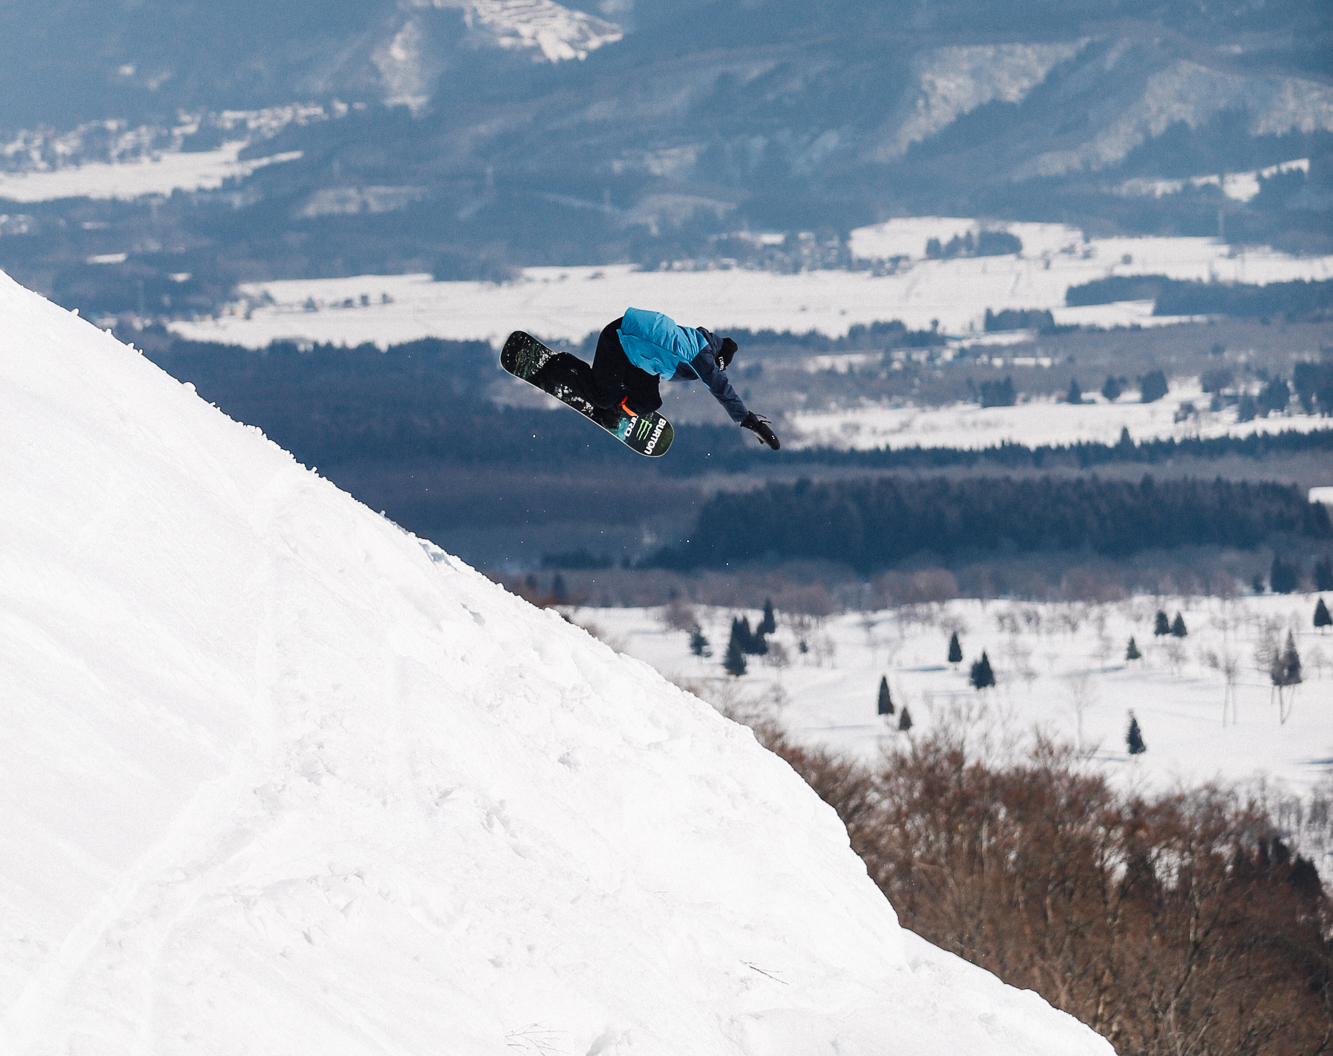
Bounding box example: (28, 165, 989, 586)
(0, 269, 1113, 1055)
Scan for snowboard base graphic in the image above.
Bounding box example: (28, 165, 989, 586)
(500, 331, 674, 457)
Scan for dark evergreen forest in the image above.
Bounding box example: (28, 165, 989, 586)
(655, 476, 1332, 572)
(1066, 275, 1333, 324)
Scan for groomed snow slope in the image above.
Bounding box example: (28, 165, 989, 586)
(0, 270, 1114, 1055)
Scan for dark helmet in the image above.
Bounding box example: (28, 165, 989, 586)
(718, 337, 738, 369)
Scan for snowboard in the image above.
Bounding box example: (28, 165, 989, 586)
(500, 330, 674, 457)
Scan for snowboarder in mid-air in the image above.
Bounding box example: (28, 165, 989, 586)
(503, 307, 780, 454)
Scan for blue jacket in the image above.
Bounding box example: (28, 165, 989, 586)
(617, 307, 749, 424)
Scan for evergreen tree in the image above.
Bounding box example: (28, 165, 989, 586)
(1314, 556, 1333, 592)
(1270, 555, 1299, 594)
(877, 675, 894, 716)
(898, 705, 913, 732)
(1271, 631, 1303, 723)
(689, 626, 711, 657)
(969, 651, 996, 690)
(758, 599, 776, 636)
(1138, 369, 1168, 403)
(1315, 597, 1331, 631)
(734, 615, 767, 656)
(1153, 610, 1171, 636)
(1258, 375, 1290, 416)
(1127, 713, 1147, 755)
(723, 624, 747, 677)
(1102, 375, 1123, 402)
(1170, 612, 1188, 638)
(1067, 377, 1084, 405)
(1272, 631, 1303, 689)
(947, 631, 963, 667)
(1126, 636, 1141, 661)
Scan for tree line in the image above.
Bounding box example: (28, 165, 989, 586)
(1066, 274, 1333, 322)
(654, 475, 1333, 573)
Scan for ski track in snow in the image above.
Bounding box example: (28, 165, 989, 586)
(0, 269, 1113, 1053)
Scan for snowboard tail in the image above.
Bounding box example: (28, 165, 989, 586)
(500, 331, 674, 457)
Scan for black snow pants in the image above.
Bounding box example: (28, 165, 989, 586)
(535, 317, 663, 416)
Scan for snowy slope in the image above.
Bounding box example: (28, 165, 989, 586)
(0, 269, 1113, 1054)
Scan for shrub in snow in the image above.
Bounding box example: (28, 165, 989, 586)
(1126, 637, 1141, 661)
(1127, 713, 1147, 755)
(897, 705, 913, 732)
(947, 631, 963, 667)
(661, 595, 698, 631)
(1315, 597, 1331, 631)
(877, 675, 894, 717)
(969, 651, 996, 691)
(689, 627, 711, 657)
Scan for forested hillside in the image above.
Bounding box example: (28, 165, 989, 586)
(655, 476, 1332, 572)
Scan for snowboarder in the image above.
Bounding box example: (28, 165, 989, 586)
(529, 307, 781, 449)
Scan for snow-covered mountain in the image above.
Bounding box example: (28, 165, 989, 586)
(0, 269, 1113, 1053)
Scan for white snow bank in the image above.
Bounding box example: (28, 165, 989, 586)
(0, 270, 1113, 1054)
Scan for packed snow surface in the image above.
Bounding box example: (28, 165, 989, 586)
(0, 269, 1113, 1054)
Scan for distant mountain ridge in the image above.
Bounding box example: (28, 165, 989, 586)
(0, 0, 1330, 305)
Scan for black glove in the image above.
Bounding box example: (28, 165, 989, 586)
(741, 412, 780, 450)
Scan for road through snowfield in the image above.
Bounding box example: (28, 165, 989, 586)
(0, 268, 1115, 1054)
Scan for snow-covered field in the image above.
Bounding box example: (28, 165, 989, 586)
(1, 267, 1114, 1053)
(169, 220, 1333, 352)
(790, 382, 1330, 450)
(0, 142, 302, 202)
(589, 594, 1333, 798)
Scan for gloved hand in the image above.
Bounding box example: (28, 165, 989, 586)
(741, 412, 780, 450)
